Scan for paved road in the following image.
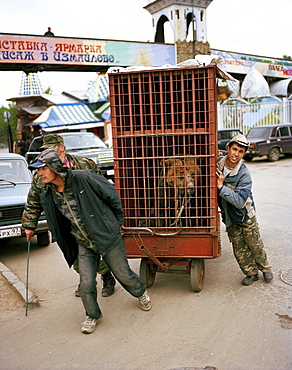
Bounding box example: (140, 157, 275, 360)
(0, 156, 291, 370)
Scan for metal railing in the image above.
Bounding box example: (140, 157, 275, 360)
(218, 99, 292, 134)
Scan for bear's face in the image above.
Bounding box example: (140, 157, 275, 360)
(160, 157, 200, 192)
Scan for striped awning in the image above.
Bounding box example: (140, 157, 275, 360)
(28, 103, 103, 129)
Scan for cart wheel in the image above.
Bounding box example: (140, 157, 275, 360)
(190, 259, 205, 292)
(139, 259, 156, 288)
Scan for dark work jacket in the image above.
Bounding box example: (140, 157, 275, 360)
(40, 169, 124, 267)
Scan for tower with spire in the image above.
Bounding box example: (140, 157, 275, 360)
(144, 0, 213, 63)
(19, 72, 43, 96)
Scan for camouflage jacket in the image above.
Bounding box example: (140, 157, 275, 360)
(22, 153, 102, 231)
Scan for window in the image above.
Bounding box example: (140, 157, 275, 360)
(277, 127, 289, 137)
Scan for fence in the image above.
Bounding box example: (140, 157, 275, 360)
(218, 99, 292, 135)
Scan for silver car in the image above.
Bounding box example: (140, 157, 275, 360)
(0, 153, 50, 246)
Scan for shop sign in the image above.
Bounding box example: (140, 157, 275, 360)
(0, 34, 175, 68)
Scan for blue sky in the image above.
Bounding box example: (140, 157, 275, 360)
(0, 0, 291, 106)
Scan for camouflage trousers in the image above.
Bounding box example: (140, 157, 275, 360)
(226, 217, 271, 276)
(73, 257, 110, 276)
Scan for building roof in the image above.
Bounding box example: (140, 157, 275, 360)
(86, 73, 109, 102)
(21, 106, 48, 115)
(7, 93, 79, 104)
(19, 72, 43, 96)
(28, 103, 103, 131)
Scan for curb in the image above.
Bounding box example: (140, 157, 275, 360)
(0, 262, 39, 306)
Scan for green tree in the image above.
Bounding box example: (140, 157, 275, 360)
(44, 86, 53, 94)
(0, 103, 17, 148)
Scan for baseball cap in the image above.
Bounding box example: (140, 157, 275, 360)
(226, 134, 250, 149)
(28, 147, 64, 174)
(28, 159, 47, 170)
(40, 134, 64, 149)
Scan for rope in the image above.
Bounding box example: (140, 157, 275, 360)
(278, 269, 292, 286)
(25, 240, 31, 316)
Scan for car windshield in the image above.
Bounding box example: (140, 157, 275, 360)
(247, 127, 272, 138)
(0, 159, 32, 183)
(63, 134, 107, 150)
(218, 130, 241, 140)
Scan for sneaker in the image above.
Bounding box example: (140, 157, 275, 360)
(81, 315, 102, 334)
(263, 271, 273, 283)
(138, 291, 152, 311)
(241, 274, 259, 286)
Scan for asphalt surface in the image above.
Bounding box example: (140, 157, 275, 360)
(0, 155, 291, 370)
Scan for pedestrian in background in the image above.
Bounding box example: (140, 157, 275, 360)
(44, 27, 54, 36)
(216, 134, 273, 286)
(26, 148, 151, 334)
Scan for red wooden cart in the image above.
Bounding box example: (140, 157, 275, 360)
(109, 64, 221, 291)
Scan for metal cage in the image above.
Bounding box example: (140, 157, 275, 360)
(109, 65, 221, 291)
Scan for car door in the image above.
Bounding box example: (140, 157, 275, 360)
(275, 126, 292, 153)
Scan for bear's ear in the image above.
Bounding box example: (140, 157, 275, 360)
(161, 158, 174, 167)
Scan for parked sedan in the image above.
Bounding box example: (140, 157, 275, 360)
(245, 124, 292, 161)
(26, 132, 114, 180)
(218, 128, 243, 150)
(0, 153, 50, 246)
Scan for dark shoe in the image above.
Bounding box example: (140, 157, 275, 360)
(263, 271, 273, 283)
(75, 285, 80, 297)
(101, 271, 116, 297)
(241, 274, 259, 286)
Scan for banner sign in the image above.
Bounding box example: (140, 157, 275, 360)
(211, 49, 292, 79)
(1, 33, 290, 79)
(0, 34, 175, 68)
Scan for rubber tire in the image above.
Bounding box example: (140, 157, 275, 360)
(190, 259, 205, 292)
(267, 147, 280, 162)
(139, 259, 156, 288)
(244, 155, 253, 162)
(37, 231, 50, 247)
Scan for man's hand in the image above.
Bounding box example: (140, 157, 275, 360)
(25, 229, 35, 241)
(216, 169, 225, 189)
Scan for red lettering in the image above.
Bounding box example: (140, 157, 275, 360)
(40, 43, 47, 51)
(269, 64, 283, 71)
(226, 60, 244, 66)
(33, 42, 39, 50)
(1, 40, 9, 49)
(283, 69, 292, 76)
(18, 41, 25, 50)
(10, 41, 17, 49)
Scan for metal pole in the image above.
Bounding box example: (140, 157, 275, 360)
(25, 240, 31, 316)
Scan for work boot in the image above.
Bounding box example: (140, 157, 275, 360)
(101, 271, 116, 297)
(263, 271, 273, 283)
(138, 290, 152, 311)
(241, 274, 259, 286)
(81, 315, 103, 334)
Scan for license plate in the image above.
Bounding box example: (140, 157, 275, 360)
(0, 227, 21, 238)
(107, 169, 115, 176)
